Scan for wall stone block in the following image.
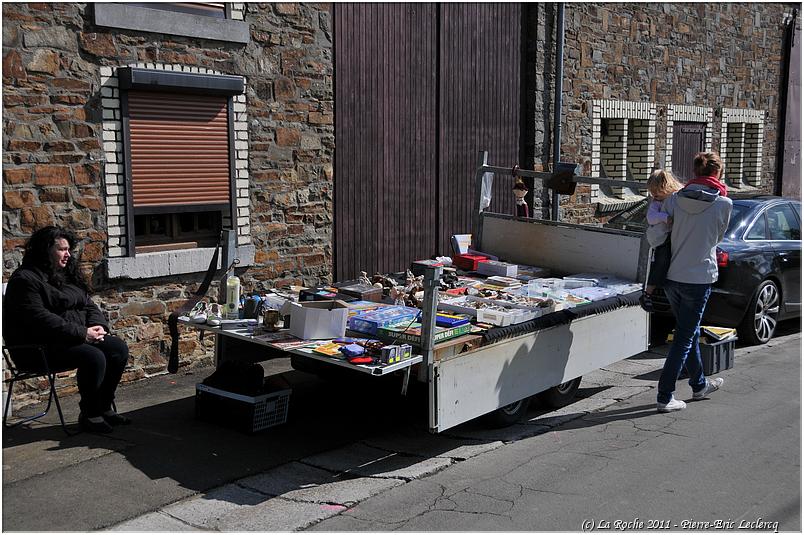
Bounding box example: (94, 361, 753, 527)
(79, 32, 118, 57)
(2, 50, 26, 83)
(3, 190, 36, 209)
(33, 164, 71, 185)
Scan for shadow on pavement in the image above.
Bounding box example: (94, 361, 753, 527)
(2, 364, 503, 530)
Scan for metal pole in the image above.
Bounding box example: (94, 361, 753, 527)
(551, 2, 565, 221)
(421, 265, 442, 433)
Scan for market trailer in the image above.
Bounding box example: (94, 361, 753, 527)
(423, 213, 650, 433)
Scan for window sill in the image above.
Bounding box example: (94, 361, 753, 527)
(93, 3, 249, 45)
(107, 245, 255, 280)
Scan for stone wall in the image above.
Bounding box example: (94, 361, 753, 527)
(541, 3, 790, 223)
(2, 2, 334, 405)
(1, 2, 792, 405)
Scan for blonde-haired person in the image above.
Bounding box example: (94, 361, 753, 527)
(643, 169, 684, 298)
(649, 152, 732, 413)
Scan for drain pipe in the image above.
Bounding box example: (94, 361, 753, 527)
(551, 2, 565, 221)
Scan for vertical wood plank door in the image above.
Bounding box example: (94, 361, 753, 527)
(671, 122, 706, 182)
(438, 3, 521, 254)
(334, 3, 521, 280)
(334, 3, 439, 280)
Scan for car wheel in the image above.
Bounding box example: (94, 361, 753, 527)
(738, 279, 780, 345)
(485, 397, 530, 428)
(535, 377, 582, 408)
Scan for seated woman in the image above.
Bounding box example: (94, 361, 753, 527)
(3, 226, 131, 433)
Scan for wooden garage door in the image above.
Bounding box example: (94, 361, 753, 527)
(333, 3, 521, 280)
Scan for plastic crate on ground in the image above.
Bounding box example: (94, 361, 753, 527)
(195, 383, 291, 434)
(700, 337, 735, 376)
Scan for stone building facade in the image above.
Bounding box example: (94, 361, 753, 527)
(532, 3, 793, 223)
(2, 2, 795, 405)
(3, 2, 334, 404)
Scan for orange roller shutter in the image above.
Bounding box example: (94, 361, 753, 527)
(128, 91, 231, 208)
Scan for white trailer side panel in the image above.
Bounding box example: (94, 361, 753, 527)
(432, 304, 648, 432)
(480, 215, 646, 281)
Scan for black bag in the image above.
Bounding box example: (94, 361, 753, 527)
(202, 360, 265, 397)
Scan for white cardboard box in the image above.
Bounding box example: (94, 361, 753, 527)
(288, 300, 349, 339)
(477, 260, 518, 277)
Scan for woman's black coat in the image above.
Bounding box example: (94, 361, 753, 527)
(3, 264, 108, 347)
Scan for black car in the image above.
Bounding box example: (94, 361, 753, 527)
(605, 195, 801, 345)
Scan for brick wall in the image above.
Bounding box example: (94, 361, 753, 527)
(543, 3, 789, 222)
(2, 2, 334, 405)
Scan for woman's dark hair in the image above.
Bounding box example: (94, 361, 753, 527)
(693, 151, 724, 177)
(22, 226, 88, 290)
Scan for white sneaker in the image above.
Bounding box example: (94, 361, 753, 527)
(206, 303, 223, 326)
(693, 377, 724, 400)
(657, 396, 686, 413)
(189, 301, 208, 323)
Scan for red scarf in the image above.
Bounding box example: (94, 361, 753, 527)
(686, 175, 727, 197)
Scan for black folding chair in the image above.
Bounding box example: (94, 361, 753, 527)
(3, 344, 75, 436)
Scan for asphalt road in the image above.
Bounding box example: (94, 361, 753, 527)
(310, 331, 801, 532)
(3, 325, 799, 531)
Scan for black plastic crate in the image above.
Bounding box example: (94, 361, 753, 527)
(195, 383, 291, 434)
(676, 337, 736, 378)
(700, 337, 735, 376)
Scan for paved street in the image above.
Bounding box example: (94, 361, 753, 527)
(2, 326, 800, 531)
(313, 330, 801, 532)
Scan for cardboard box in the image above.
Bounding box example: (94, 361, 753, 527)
(477, 260, 518, 277)
(453, 254, 489, 271)
(288, 300, 349, 339)
(335, 283, 384, 302)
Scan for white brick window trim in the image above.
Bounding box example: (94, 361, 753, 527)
(590, 100, 657, 206)
(664, 105, 714, 171)
(720, 108, 764, 188)
(100, 63, 254, 280)
(229, 3, 245, 20)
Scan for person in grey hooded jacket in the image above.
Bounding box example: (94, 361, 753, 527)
(651, 152, 732, 413)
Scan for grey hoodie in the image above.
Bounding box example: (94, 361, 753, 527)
(655, 184, 732, 284)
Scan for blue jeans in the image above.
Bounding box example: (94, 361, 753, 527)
(657, 280, 711, 404)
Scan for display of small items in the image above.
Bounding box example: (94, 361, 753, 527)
(329, 338, 412, 366)
(379, 343, 413, 364)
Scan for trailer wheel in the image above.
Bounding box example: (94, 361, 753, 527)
(485, 397, 531, 428)
(536, 377, 582, 408)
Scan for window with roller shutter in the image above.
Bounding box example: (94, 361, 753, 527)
(115, 67, 246, 256)
(123, 91, 232, 253)
(101, 66, 251, 277)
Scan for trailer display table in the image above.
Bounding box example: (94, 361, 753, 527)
(178, 316, 426, 395)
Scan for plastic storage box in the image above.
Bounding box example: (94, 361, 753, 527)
(195, 383, 291, 434)
(700, 337, 735, 376)
(453, 254, 489, 271)
(347, 306, 419, 335)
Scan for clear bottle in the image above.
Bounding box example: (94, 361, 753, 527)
(225, 272, 241, 319)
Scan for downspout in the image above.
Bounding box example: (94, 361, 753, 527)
(551, 2, 565, 221)
(775, 8, 797, 196)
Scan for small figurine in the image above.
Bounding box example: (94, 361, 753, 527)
(513, 178, 529, 218)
